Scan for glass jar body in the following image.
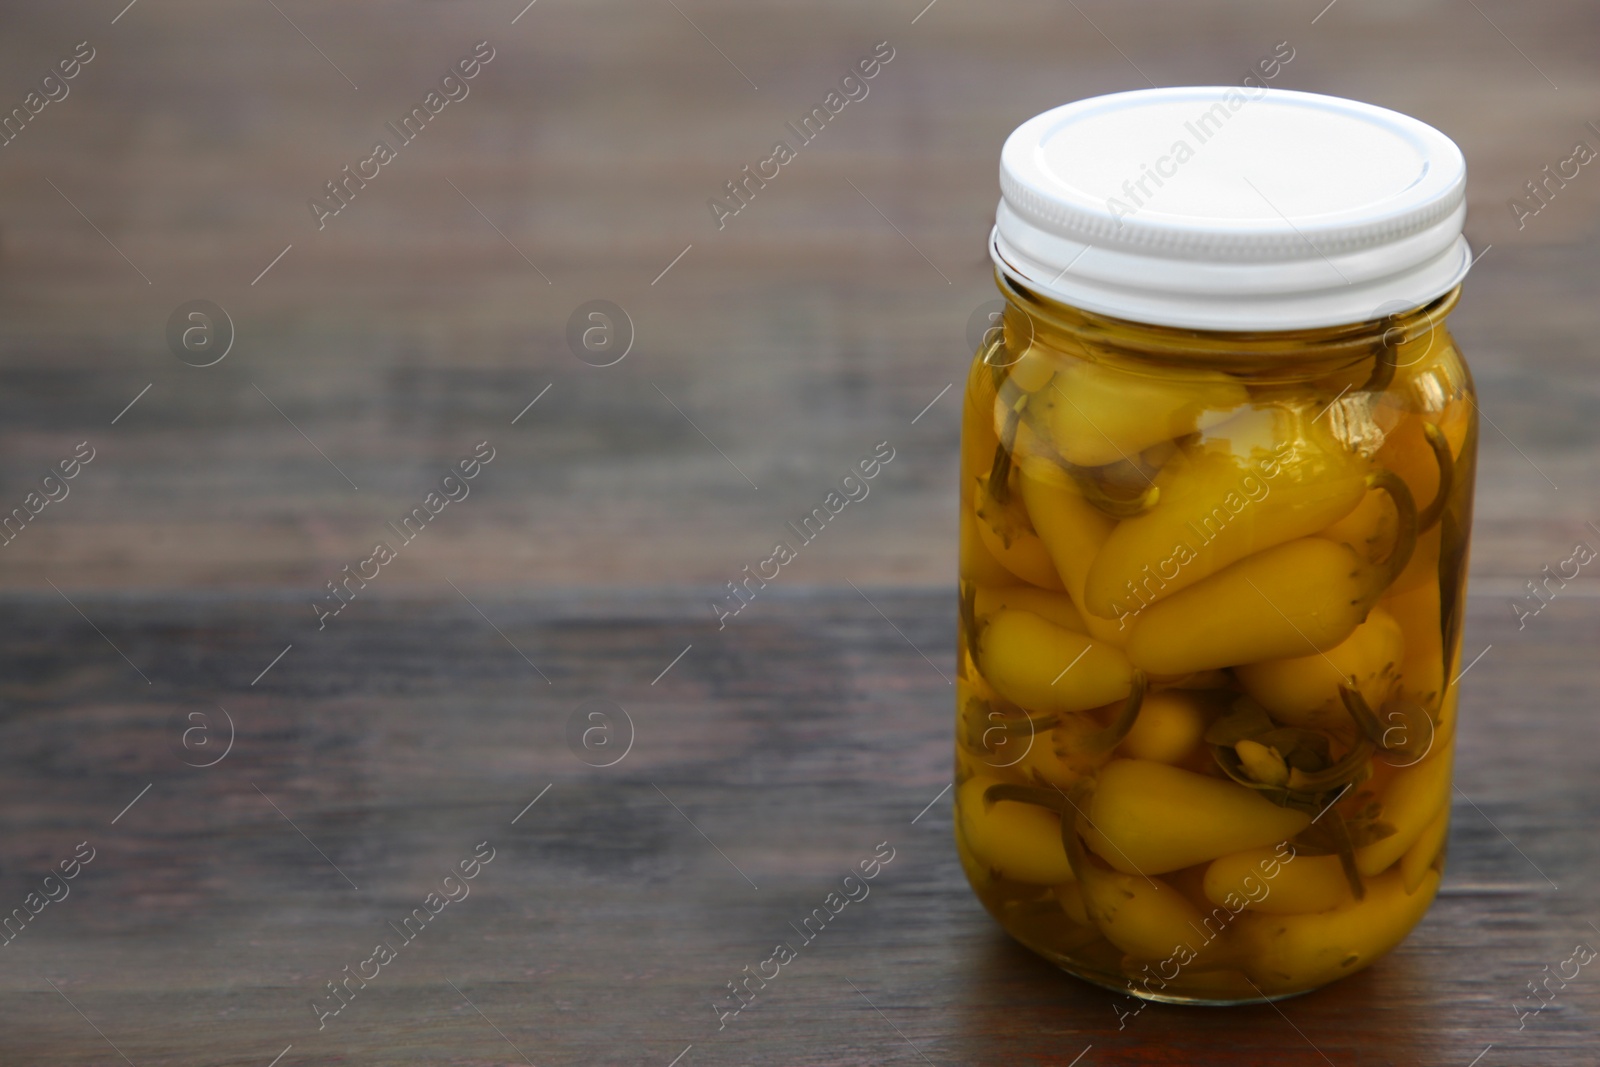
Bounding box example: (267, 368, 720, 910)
(954, 275, 1476, 1005)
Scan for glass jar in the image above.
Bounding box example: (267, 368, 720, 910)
(954, 87, 1477, 1004)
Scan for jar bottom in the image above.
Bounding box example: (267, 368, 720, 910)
(1002, 928, 1316, 1007)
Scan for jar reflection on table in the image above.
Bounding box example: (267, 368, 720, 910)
(954, 277, 1475, 1004)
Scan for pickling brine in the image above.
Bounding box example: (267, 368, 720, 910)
(956, 280, 1474, 1002)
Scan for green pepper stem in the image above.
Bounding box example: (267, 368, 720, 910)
(1084, 669, 1148, 752)
(987, 441, 1014, 507)
(989, 711, 1063, 738)
(984, 782, 1071, 812)
(1417, 422, 1454, 532)
(1288, 739, 1374, 794)
(962, 701, 1060, 751)
(1063, 460, 1161, 518)
(1325, 806, 1367, 901)
(1363, 336, 1398, 395)
(1060, 803, 1092, 881)
(960, 582, 981, 667)
(981, 332, 1010, 391)
(1338, 685, 1388, 749)
(1365, 468, 1417, 594)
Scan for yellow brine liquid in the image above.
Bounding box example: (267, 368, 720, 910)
(954, 275, 1476, 1003)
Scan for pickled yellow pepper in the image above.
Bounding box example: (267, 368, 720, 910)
(1125, 464, 1415, 675)
(1236, 608, 1404, 731)
(1127, 538, 1374, 674)
(958, 777, 1073, 884)
(1083, 759, 1310, 874)
(1015, 456, 1124, 645)
(1031, 357, 1246, 468)
(1234, 869, 1442, 991)
(1069, 829, 1211, 959)
(978, 609, 1134, 714)
(1084, 405, 1368, 622)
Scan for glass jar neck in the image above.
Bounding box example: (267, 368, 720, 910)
(1000, 271, 1460, 367)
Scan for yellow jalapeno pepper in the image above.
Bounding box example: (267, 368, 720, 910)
(1401, 807, 1449, 893)
(965, 349, 1066, 591)
(1029, 356, 1247, 469)
(1354, 745, 1452, 877)
(973, 485, 1066, 591)
(1236, 609, 1404, 732)
(974, 584, 1086, 633)
(1126, 465, 1416, 676)
(960, 510, 1019, 587)
(1204, 846, 1350, 916)
(1084, 404, 1369, 622)
(1117, 689, 1208, 765)
(1322, 486, 1398, 564)
(1234, 868, 1442, 993)
(1061, 812, 1212, 960)
(1014, 456, 1125, 645)
(978, 608, 1134, 715)
(1082, 759, 1311, 875)
(957, 777, 1073, 885)
(1126, 503, 1413, 677)
(1383, 579, 1444, 709)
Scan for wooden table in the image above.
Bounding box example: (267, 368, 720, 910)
(1, 0, 1597, 1063)
(1, 592, 1597, 1066)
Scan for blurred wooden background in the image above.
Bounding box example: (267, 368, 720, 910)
(0, 1, 1597, 1065)
(0, 0, 1594, 593)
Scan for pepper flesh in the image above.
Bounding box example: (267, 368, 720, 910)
(1084, 405, 1368, 620)
(973, 488, 1065, 590)
(1117, 689, 1207, 765)
(1015, 456, 1124, 645)
(1401, 807, 1449, 893)
(1382, 580, 1444, 709)
(957, 777, 1073, 885)
(1234, 869, 1442, 992)
(1030, 357, 1247, 468)
(1083, 759, 1311, 875)
(1204, 847, 1350, 916)
(1236, 608, 1404, 732)
(974, 584, 1086, 634)
(1063, 815, 1213, 960)
(979, 609, 1134, 715)
(1354, 745, 1452, 877)
(1125, 538, 1374, 675)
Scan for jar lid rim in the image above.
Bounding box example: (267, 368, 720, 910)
(995, 87, 1472, 330)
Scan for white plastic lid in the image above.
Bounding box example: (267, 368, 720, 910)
(992, 87, 1471, 331)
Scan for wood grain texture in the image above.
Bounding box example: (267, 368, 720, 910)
(0, 591, 1595, 1066)
(0, 0, 1596, 1063)
(0, 0, 1595, 591)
